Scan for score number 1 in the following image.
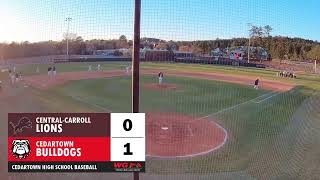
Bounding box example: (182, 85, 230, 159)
(123, 119, 133, 155)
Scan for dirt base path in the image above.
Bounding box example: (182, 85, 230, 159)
(24, 70, 128, 90)
(23, 69, 295, 92)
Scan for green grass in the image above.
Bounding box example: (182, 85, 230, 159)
(48, 75, 314, 179)
(52, 76, 268, 116)
(141, 62, 320, 90)
(8, 61, 320, 90)
(1, 62, 319, 179)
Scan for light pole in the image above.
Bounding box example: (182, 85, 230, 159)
(315, 58, 318, 73)
(65, 17, 72, 59)
(247, 23, 252, 64)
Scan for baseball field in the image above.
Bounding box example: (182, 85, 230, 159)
(1, 62, 320, 179)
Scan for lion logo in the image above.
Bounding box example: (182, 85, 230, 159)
(12, 140, 31, 159)
(10, 117, 32, 135)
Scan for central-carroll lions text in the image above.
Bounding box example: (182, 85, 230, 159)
(36, 117, 91, 133)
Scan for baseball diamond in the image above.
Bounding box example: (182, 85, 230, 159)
(2, 1, 320, 179)
(1, 61, 319, 179)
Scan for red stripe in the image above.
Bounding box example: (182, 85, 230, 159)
(8, 137, 110, 162)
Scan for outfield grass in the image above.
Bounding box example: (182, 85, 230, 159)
(141, 62, 320, 91)
(52, 76, 268, 116)
(4, 61, 320, 90)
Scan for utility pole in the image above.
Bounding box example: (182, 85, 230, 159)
(247, 23, 252, 64)
(132, 0, 141, 179)
(65, 17, 72, 60)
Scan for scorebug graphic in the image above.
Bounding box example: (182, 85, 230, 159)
(8, 113, 145, 172)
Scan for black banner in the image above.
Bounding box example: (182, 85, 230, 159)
(8, 162, 145, 173)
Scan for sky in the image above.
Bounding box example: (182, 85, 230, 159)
(0, 0, 319, 42)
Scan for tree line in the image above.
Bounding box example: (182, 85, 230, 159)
(0, 26, 319, 61)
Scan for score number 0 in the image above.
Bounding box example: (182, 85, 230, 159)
(123, 119, 133, 155)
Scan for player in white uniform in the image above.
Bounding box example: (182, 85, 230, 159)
(97, 64, 101, 71)
(126, 66, 131, 74)
(88, 65, 92, 71)
(158, 72, 164, 85)
(9, 70, 15, 85)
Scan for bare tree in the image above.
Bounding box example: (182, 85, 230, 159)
(264, 25, 273, 37)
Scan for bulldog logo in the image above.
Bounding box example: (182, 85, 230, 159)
(12, 140, 31, 159)
(10, 117, 32, 135)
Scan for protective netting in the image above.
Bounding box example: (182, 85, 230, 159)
(1, 0, 320, 180)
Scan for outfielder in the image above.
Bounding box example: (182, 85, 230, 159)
(15, 73, 19, 83)
(254, 78, 260, 90)
(97, 64, 101, 71)
(47, 67, 52, 76)
(52, 66, 57, 76)
(158, 72, 164, 85)
(126, 65, 131, 74)
(9, 70, 16, 85)
(11, 75, 16, 85)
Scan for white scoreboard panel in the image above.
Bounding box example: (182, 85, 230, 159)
(111, 113, 145, 162)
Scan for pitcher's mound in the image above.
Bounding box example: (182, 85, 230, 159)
(144, 83, 178, 90)
(146, 112, 228, 158)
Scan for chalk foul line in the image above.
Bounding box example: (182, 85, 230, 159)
(196, 92, 274, 121)
(254, 92, 281, 104)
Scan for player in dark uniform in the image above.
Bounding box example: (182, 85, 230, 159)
(15, 73, 19, 80)
(52, 66, 56, 76)
(48, 67, 52, 76)
(254, 78, 260, 90)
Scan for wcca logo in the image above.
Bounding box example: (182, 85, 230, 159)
(113, 162, 143, 169)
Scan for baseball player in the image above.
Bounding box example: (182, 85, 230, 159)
(36, 66, 40, 73)
(158, 72, 164, 85)
(254, 78, 260, 90)
(52, 66, 57, 76)
(9, 70, 15, 85)
(15, 73, 20, 83)
(48, 67, 52, 76)
(88, 65, 92, 71)
(126, 65, 131, 74)
(97, 64, 101, 71)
